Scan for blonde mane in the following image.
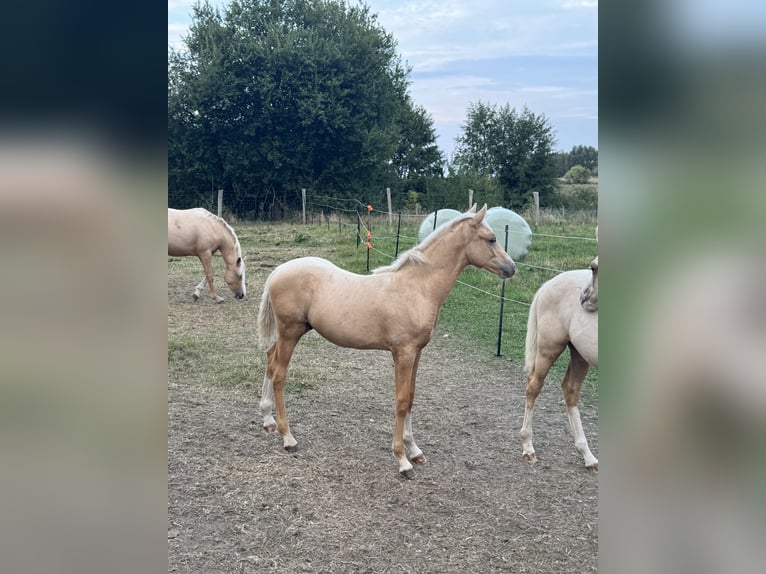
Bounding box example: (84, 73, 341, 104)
(372, 211, 474, 274)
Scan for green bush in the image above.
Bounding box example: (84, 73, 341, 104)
(564, 165, 591, 184)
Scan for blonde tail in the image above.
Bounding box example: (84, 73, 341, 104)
(524, 291, 540, 375)
(257, 275, 277, 348)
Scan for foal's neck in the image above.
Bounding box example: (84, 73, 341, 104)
(417, 237, 469, 307)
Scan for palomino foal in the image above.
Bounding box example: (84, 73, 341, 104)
(257, 204, 515, 478)
(520, 266, 599, 472)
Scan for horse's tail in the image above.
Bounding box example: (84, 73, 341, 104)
(257, 274, 277, 349)
(524, 288, 541, 375)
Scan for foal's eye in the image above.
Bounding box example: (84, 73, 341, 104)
(488, 238, 497, 244)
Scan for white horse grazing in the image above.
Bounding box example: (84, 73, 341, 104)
(520, 263, 598, 472)
(168, 208, 246, 302)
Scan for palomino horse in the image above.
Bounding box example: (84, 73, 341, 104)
(168, 208, 246, 302)
(520, 263, 598, 472)
(258, 204, 515, 478)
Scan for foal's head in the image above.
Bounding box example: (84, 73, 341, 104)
(580, 256, 598, 312)
(463, 204, 516, 279)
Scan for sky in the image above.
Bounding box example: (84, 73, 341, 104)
(168, 0, 598, 160)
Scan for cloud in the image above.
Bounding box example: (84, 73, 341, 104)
(562, 0, 598, 8)
(375, 1, 596, 72)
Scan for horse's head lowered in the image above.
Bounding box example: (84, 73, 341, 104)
(224, 255, 246, 299)
(463, 204, 516, 279)
(580, 256, 598, 312)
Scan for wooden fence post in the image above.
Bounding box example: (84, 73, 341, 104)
(386, 187, 392, 226)
(217, 189, 223, 217)
(533, 191, 540, 227)
(468, 188, 473, 209)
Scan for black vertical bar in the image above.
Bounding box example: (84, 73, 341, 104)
(433, 209, 439, 231)
(496, 225, 510, 357)
(356, 211, 361, 248)
(394, 211, 402, 259)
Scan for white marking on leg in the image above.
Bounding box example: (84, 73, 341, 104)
(567, 405, 598, 468)
(403, 412, 424, 462)
(193, 277, 206, 299)
(520, 402, 536, 460)
(260, 375, 276, 430)
(282, 432, 297, 450)
(392, 434, 413, 475)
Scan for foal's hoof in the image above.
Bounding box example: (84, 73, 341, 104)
(411, 454, 427, 464)
(399, 468, 415, 480)
(192, 293, 199, 301)
(284, 445, 298, 454)
(263, 424, 277, 433)
(586, 463, 598, 474)
(214, 297, 225, 304)
(522, 453, 537, 464)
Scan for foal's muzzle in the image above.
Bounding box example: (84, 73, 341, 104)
(235, 291, 245, 300)
(499, 261, 516, 279)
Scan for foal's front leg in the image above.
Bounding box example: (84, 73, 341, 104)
(403, 349, 425, 464)
(392, 348, 419, 478)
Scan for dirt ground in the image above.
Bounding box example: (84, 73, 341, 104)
(168, 291, 598, 572)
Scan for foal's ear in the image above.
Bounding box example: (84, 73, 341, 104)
(467, 203, 477, 213)
(472, 203, 488, 223)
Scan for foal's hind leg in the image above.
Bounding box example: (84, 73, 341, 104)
(264, 333, 304, 452)
(520, 349, 561, 464)
(260, 345, 277, 432)
(562, 347, 598, 472)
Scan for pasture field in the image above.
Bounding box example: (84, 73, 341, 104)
(168, 213, 598, 573)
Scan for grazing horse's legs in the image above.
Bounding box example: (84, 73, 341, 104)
(562, 346, 598, 472)
(392, 347, 420, 478)
(263, 329, 306, 452)
(197, 251, 224, 303)
(520, 347, 563, 464)
(403, 350, 425, 465)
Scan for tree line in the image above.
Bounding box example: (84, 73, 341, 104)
(169, 0, 597, 220)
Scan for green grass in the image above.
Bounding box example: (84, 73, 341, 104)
(231, 213, 598, 389)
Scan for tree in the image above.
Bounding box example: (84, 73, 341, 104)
(564, 165, 592, 184)
(168, 0, 443, 218)
(452, 102, 558, 208)
(569, 145, 598, 174)
(555, 145, 598, 177)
